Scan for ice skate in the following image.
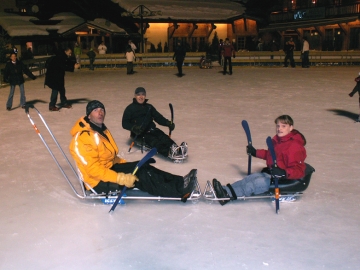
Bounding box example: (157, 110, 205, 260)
(183, 169, 197, 195)
(168, 143, 187, 163)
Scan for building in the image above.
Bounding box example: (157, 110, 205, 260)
(260, 0, 360, 51)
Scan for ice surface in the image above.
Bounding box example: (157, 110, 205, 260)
(1, 65, 360, 269)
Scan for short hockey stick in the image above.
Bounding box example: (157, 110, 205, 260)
(169, 103, 174, 137)
(241, 120, 252, 175)
(266, 136, 280, 214)
(128, 106, 151, 152)
(109, 147, 157, 213)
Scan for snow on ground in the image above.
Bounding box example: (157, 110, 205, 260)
(0, 65, 359, 269)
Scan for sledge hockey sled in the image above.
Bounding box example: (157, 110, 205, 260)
(25, 105, 201, 204)
(203, 163, 315, 203)
(131, 137, 188, 163)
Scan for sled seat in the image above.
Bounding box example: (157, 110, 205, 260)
(268, 163, 315, 193)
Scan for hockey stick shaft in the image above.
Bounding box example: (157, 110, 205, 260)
(128, 107, 151, 152)
(169, 103, 174, 137)
(241, 120, 252, 175)
(266, 136, 280, 214)
(109, 147, 157, 213)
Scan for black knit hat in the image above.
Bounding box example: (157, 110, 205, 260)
(135, 87, 146, 95)
(86, 100, 105, 116)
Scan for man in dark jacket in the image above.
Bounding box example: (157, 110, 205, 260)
(45, 47, 80, 111)
(4, 53, 36, 111)
(122, 87, 188, 161)
(173, 41, 186, 77)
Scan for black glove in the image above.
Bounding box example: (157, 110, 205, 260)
(271, 165, 286, 179)
(32, 76, 37, 80)
(131, 125, 144, 135)
(233, 55, 235, 59)
(246, 144, 256, 157)
(167, 121, 175, 131)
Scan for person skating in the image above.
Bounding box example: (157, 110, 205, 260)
(122, 87, 188, 161)
(70, 100, 196, 198)
(86, 48, 96, 71)
(4, 53, 36, 111)
(213, 115, 307, 205)
(283, 38, 295, 68)
(45, 47, 80, 111)
(221, 38, 235, 75)
(173, 41, 186, 77)
(349, 72, 360, 122)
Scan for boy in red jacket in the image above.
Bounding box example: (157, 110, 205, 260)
(213, 115, 307, 205)
(221, 38, 235, 75)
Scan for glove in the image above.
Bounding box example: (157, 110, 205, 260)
(233, 55, 235, 58)
(246, 144, 256, 157)
(116, 173, 139, 188)
(167, 121, 175, 131)
(131, 125, 144, 135)
(271, 165, 286, 179)
(32, 76, 37, 80)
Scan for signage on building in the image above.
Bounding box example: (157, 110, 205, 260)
(294, 7, 325, 20)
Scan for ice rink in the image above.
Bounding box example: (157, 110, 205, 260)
(1, 64, 359, 269)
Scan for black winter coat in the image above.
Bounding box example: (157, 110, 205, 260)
(4, 59, 35, 85)
(122, 99, 169, 137)
(44, 51, 75, 89)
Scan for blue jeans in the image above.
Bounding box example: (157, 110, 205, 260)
(224, 173, 271, 197)
(7, 84, 25, 108)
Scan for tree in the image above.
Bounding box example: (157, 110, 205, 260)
(210, 31, 220, 55)
(0, 38, 11, 63)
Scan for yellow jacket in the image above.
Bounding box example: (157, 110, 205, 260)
(69, 116, 125, 189)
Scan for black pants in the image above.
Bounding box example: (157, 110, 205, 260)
(223, 57, 232, 73)
(284, 52, 295, 67)
(127, 62, 133, 74)
(94, 162, 185, 197)
(302, 51, 310, 67)
(143, 128, 175, 157)
(89, 58, 95, 70)
(49, 87, 68, 107)
(176, 58, 184, 75)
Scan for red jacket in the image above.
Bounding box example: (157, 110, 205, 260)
(256, 130, 307, 179)
(222, 43, 235, 57)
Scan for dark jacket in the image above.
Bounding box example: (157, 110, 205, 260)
(122, 99, 169, 137)
(4, 59, 35, 85)
(45, 51, 75, 89)
(173, 45, 186, 61)
(86, 50, 96, 60)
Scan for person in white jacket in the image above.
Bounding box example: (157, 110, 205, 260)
(98, 41, 107, 55)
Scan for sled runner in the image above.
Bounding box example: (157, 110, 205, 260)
(203, 163, 315, 203)
(25, 105, 201, 204)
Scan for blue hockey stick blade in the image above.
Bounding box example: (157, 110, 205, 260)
(109, 148, 157, 213)
(241, 120, 252, 144)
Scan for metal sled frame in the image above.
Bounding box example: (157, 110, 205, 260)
(25, 105, 201, 203)
(203, 164, 315, 203)
(203, 181, 304, 203)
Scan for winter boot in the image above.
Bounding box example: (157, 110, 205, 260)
(183, 169, 197, 195)
(212, 179, 230, 206)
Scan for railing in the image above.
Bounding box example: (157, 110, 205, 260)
(1, 51, 360, 86)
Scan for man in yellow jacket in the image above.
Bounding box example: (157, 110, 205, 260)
(69, 100, 196, 197)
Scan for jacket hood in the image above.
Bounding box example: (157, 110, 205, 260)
(70, 117, 89, 137)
